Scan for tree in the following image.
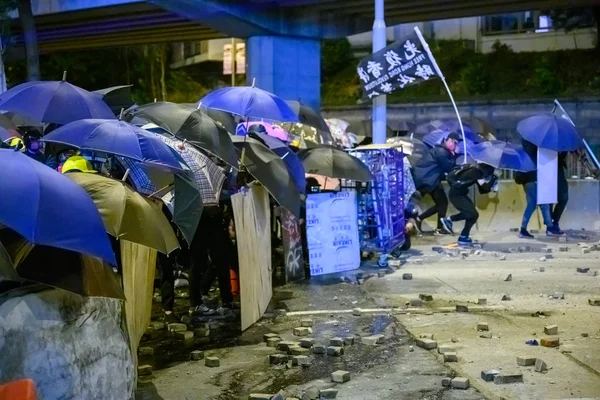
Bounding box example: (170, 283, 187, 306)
(0, 0, 18, 92)
(18, 0, 39, 81)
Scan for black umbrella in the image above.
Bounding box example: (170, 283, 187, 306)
(127, 102, 238, 168)
(203, 108, 238, 134)
(231, 136, 301, 217)
(297, 145, 373, 182)
(285, 100, 330, 132)
(93, 85, 135, 115)
(388, 137, 432, 166)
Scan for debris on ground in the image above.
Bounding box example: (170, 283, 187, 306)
(415, 338, 437, 350)
(189, 350, 204, 361)
(138, 364, 152, 376)
(331, 370, 351, 383)
(516, 356, 536, 366)
(451, 377, 470, 389)
(481, 369, 501, 382)
(493, 372, 524, 384)
(544, 324, 558, 335)
(534, 359, 548, 372)
(540, 337, 560, 348)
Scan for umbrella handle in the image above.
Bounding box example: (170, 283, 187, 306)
(122, 168, 130, 182)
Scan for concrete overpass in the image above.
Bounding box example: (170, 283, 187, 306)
(5, 0, 600, 109)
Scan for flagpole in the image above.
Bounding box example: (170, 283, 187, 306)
(414, 27, 467, 163)
(372, 0, 387, 144)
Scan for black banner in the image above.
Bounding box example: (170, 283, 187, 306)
(357, 31, 440, 100)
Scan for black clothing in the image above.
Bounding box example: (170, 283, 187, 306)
(417, 182, 448, 229)
(449, 189, 479, 237)
(552, 160, 569, 225)
(157, 252, 176, 312)
(412, 145, 456, 192)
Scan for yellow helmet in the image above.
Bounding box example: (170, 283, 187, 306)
(7, 137, 25, 152)
(61, 156, 97, 174)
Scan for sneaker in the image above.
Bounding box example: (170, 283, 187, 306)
(552, 224, 565, 235)
(457, 236, 473, 246)
(546, 227, 563, 236)
(518, 228, 534, 239)
(189, 304, 216, 316)
(440, 217, 454, 234)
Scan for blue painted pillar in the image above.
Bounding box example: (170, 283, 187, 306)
(247, 36, 321, 111)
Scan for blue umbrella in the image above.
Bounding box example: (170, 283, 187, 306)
(250, 131, 306, 193)
(198, 85, 299, 122)
(517, 113, 584, 152)
(0, 149, 116, 265)
(42, 119, 187, 172)
(469, 140, 535, 171)
(0, 80, 115, 125)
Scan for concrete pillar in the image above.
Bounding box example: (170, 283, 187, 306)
(246, 36, 320, 111)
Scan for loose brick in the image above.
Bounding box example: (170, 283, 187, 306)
(138, 347, 154, 356)
(444, 352, 458, 362)
(190, 350, 204, 361)
(300, 338, 315, 348)
(582, 332, 590, 337)
(175, 331, 194, 341)
(493, 373, 523, 384)
(541, 337, 560, 347)
(361, 336, 380, 346)
(313, 345, 327, 354)
(451, 377, 470, 389)
(442, 377, 452, 387)
(419, 333, 434, 339)
(410, 299, 424, 307)
(542, 248, 552, 253)
(319, 388, 338, 399)
(438, 345, 455, 354)
(558, 236, 567, 243)
(248, 395, 272, 400)
(504, 274, 512, 282)
(267, 337, 282, 348)
(481, 369, 501, 382)
(478, 298, 487, 305)
(167, 323, 187, 332)
(415, 338, 437, 350)
(582, 248, 590, 254)
(293, 327, 311, 337)
(516, 356, 536, 366)
(289, 346, 311, 356)
(149, 321, 165, 330)
(343, 337, 355, 346)
(477, 322, 489, 331)
(544, 325, 558, 335)
(326, 346, 344, 356)
(559, 246, 569, 252)
(419, 294, 433, 301)
(502, 294, 511, 301)
(263, 333, 279, 342)
(535, 358, 547, 372)
(539, 266, 546, 272)
(577, 267, 590, 273)
(480, 332, 492, 339)
(292, 355, 310, 366)
(138, 364, 152, 376)
(589, 298, 600, 306)
(195, 328, 210, 337)
(269, 354, 288, 365)
(277, 341, 300, 352)
(331, 370, 351, 383)
(352, 308, 362, 316)
(539, 255, 552, 261)
(552, 292, 565, 299)
(329, 337, 344, 347)
(456, 305, 469, 312)
(301, 319, 314, 327)
(205, 356, 220, 367)
(402, 273, 413, 280)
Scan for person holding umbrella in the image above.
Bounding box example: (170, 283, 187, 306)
(413, 132, 460, 234)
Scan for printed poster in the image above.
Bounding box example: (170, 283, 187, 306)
(537, 147, 558, 205)
(306, 191, 360, 276)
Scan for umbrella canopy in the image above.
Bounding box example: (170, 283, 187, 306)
(0, 80, 115, 125)
(250, 131, 306, 193)
(128, 102, 238, 168)
(517, 113, 584, 152)
(0, 126, 11, 142)
(202, 108, 238, 134)
(0, 149, 116, 264)
(0, 113, 18, 131)
(423, 129, 478, 153)
(93, 85, 135, 115)
(469, 140, 535, 172)
(326, 118, 350, 132)
(231, 136, 301, 217)
(297, 145, 373, 182)
(43, 119, 187, 172)
(0, 230, 124, 299)
(199, 85, 299, 122)
(67, 172, 179, 255)
(423, 126, 485, 145)
(285, 100, 330, 132)
(280, 123, 331, 147)
(388, 137, 433, 166)
(247, 121, 289, 141)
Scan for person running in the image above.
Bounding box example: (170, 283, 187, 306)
(440, 162, 498, 246)
(413, 132, 460, 234)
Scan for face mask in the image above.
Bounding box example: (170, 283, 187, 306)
(445, 140, 456, 152)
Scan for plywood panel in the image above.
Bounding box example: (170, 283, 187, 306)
(232, 186, 272, 331)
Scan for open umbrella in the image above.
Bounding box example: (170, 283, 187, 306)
(517, 113, 584, 152)
(469, 140, 535, 172)
(297, 145, 373, 182)
(388, 136, 432, 166)
(93, 85, 135, 115)
(128, 102, 238, 168)
(285, 100, 330, 132)
(231, 136, 301, 217)
(247, 121, 289, 141)
(0, 149, 116, 265)
(201, 108, 238, 134)
(67, 172, 179, 255)
(199, 85, 299, 122)
(423, 127, 485, 146)
(43, 119, 187, 172)
(0, 80, 115, 125)
(280, 123, 331, 147)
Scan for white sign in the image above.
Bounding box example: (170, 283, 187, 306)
(236, 42, 246, 74)
(537, 147, 558, 205)
(306, 191, 360, 276)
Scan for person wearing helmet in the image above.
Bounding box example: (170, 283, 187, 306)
(61, 155, 97, 174)
(22, 131, 45, 163)
(6, 137, 26, 152)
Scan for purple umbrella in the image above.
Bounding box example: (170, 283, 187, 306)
(0, 80, 115, 125)
(0, 149, 116, 265)
(517, 113, 583, 152)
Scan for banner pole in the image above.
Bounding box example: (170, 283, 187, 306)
(372, 0, 387, 145)
(414, 27, 467, 163)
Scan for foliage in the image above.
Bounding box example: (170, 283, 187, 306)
(321, 39, 354, 76)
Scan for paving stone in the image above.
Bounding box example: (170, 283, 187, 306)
(582, 248, 591, 254)
(277, 341, 301, 352)
(419, 333, 434, 339)
(273, 309, 287, 317)
(274, 290, 294, 300)
(319, 388, 338, 399)
(493, 373, 523, 384)
(149, 321, 165, 330)
(478, 298, 487, 305)
(438, 345, 455, 354)
(138, 347, 154, 356)
(195, 328, 210, 337)
(301, 319, 314, 327)
(331, 370, 351, 383)
(410, 299, 424, 307)
(329, 337, 344, 347)
(326, 346, 344, 356)
(558, 236, 567, 243)
(175, 331, 194, 341)
(443, 352, 458, 362)
(378, 271, 386, 278)
(544, 325, 558, 335)
(138, 364, 152, 376)
(539, 266, 545, 272)
(294, 327, 311, 337)
(559, 246, 569, 252)
(269, 354, 289, 365)
(441, 377, 452, 387)
(302, 387, 320, 400)
(300, 338, 315, 348)
(267, 337, 282, 348)
(289, 346, 311, 356)
(576, 267, 590, 273)
(581, 332, 590, 337)
(504, 274, 512, 282)
(535, 358, 548, 372)
(541, 337, 560, 347)
(248, 394, 272, 400)
(343, 337, 355, 346)
(402, 273, 413, 280)
(313, 345, 327, 354)
(480, 332, 492, 339)
(264, 333, 280, 342)
(542, 247, 552, 253)
(352, 308, 362, 316)
(205, 356, 220, 367)
(361, 336, 380, 346)
(502, 294, 511, 301)
(477, 322, 489, 331)
(292, 355, 311, 366)
(456, 305, 469, 312)
(589, 298, 600, 306)
(552, 292, 565, 299)
(451, 377, 470, 389)
(415, 338, 437, 350)
(481, 369, 501, 382)
(516, 356, 536, 366)
(167, 323, 187, 332)
(419, 294, 433, 301)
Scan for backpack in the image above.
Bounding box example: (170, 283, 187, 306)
(446, 164, 476, 188)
